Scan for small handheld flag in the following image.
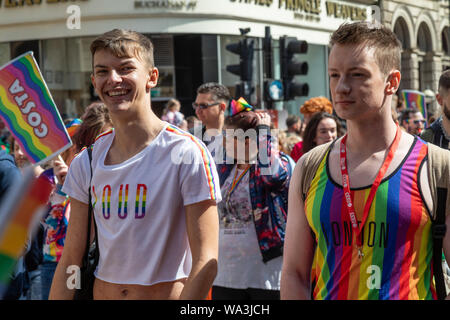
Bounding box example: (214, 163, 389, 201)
(0, 52, 72, 165)
(401, 90, 428, 125)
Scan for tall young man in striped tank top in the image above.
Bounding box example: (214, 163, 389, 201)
(281, 22, 450, 300)
(49, 29, 221, 300)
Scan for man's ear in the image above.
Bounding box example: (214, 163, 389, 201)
(436, 93, 443, 106)
(146, 67, 159, 91)
(385, 70, 401, 95)
(219, 101, 227, 113)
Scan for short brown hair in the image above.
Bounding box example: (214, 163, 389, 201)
(438, 69, 450, 95)
(225, 111, 259, 131)
(330, 22, 402, 76)
(300, 96, 333, 115)
(197, 82, 231, 103)
(90, 29, 154, 68)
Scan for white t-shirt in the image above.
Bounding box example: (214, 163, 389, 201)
(62, 123, 221, 286)
(214, 165, 282, 290)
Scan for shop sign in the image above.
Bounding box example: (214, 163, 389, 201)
(229, 0, 367, 21)
(134, 0, 198, 10)
(0, 0, 88, 8)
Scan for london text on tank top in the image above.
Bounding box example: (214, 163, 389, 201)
(304, 137, 436, 300)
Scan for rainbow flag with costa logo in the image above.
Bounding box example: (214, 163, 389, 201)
(401, 90, 428, 124)
(0, 169, 54, 298)
(0, 51, 71, 165)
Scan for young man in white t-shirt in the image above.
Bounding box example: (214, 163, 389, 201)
(49, 29, 221, 300)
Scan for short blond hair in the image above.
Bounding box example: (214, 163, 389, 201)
(300, 96, 333, 115)
(90, 29, 154, 68)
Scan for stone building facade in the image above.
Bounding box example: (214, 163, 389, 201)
(381, 0, 450, 114)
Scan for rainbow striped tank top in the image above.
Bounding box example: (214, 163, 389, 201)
(305, 137, 436, 300)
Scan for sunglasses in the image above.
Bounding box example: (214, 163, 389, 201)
(407, 119, 426, 125)
(192, 102, 220, 110)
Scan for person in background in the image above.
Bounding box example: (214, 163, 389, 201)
(178, 119, 188, 131)
(191, 82, 230, 147)
(420, 69, 450, 292)
(281, 134, 302, 157)
(213, 104, 293, 300)
(185, 115, 200, 132)
(290, 112, 341, 162)
(161, 98, 184, 128)
(299, 96, 333, 127)
(285, 114, 303, 138)
(421, 69, 450, 150)
(399, 107, 426, 135)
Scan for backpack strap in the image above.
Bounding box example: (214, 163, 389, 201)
(426, 143, 450, 299)
(426, 143, 450, 219)
(299, 141, 334, 201)
(82, 146, 98, 268)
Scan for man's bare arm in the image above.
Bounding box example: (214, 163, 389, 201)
(281, 155, 316, 300)
(179, 199, 219, 300)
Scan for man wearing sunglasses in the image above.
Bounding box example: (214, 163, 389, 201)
(191, 83, 230, 149)
(400, 108, 426, 135)
(421, 70, 450, 150)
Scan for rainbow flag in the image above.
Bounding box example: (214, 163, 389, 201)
(230, 97, 253, 116)
(0, 52, 71, 165)
(0, 169, 54, 298)
(402, 90, 427, 124)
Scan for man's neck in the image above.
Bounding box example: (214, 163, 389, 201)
(110, 106, 165, 157)
(205, 119, 224, 132)
(345, 117, 398, 156)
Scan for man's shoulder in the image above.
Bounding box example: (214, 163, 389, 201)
(93, 128, 114, 146)
(165, 125, 207, 148)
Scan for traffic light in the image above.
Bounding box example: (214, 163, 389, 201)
(225, 38, 255, 82)
(280, 36, 309, 100)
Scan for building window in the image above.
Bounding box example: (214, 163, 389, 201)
(148, 35, 175, 99)
(393, 17, 410, 49)
(42, 37, 95, 120)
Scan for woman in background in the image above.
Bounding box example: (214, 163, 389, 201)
(290, 112, 341, 162)
(213, 99, 294, 300)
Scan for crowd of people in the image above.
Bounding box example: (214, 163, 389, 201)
(0, 21, 449, 301)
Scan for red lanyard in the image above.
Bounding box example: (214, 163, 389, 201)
(340, 125, 401, 258)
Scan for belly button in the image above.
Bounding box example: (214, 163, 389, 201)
(121, 289, 129, 296)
